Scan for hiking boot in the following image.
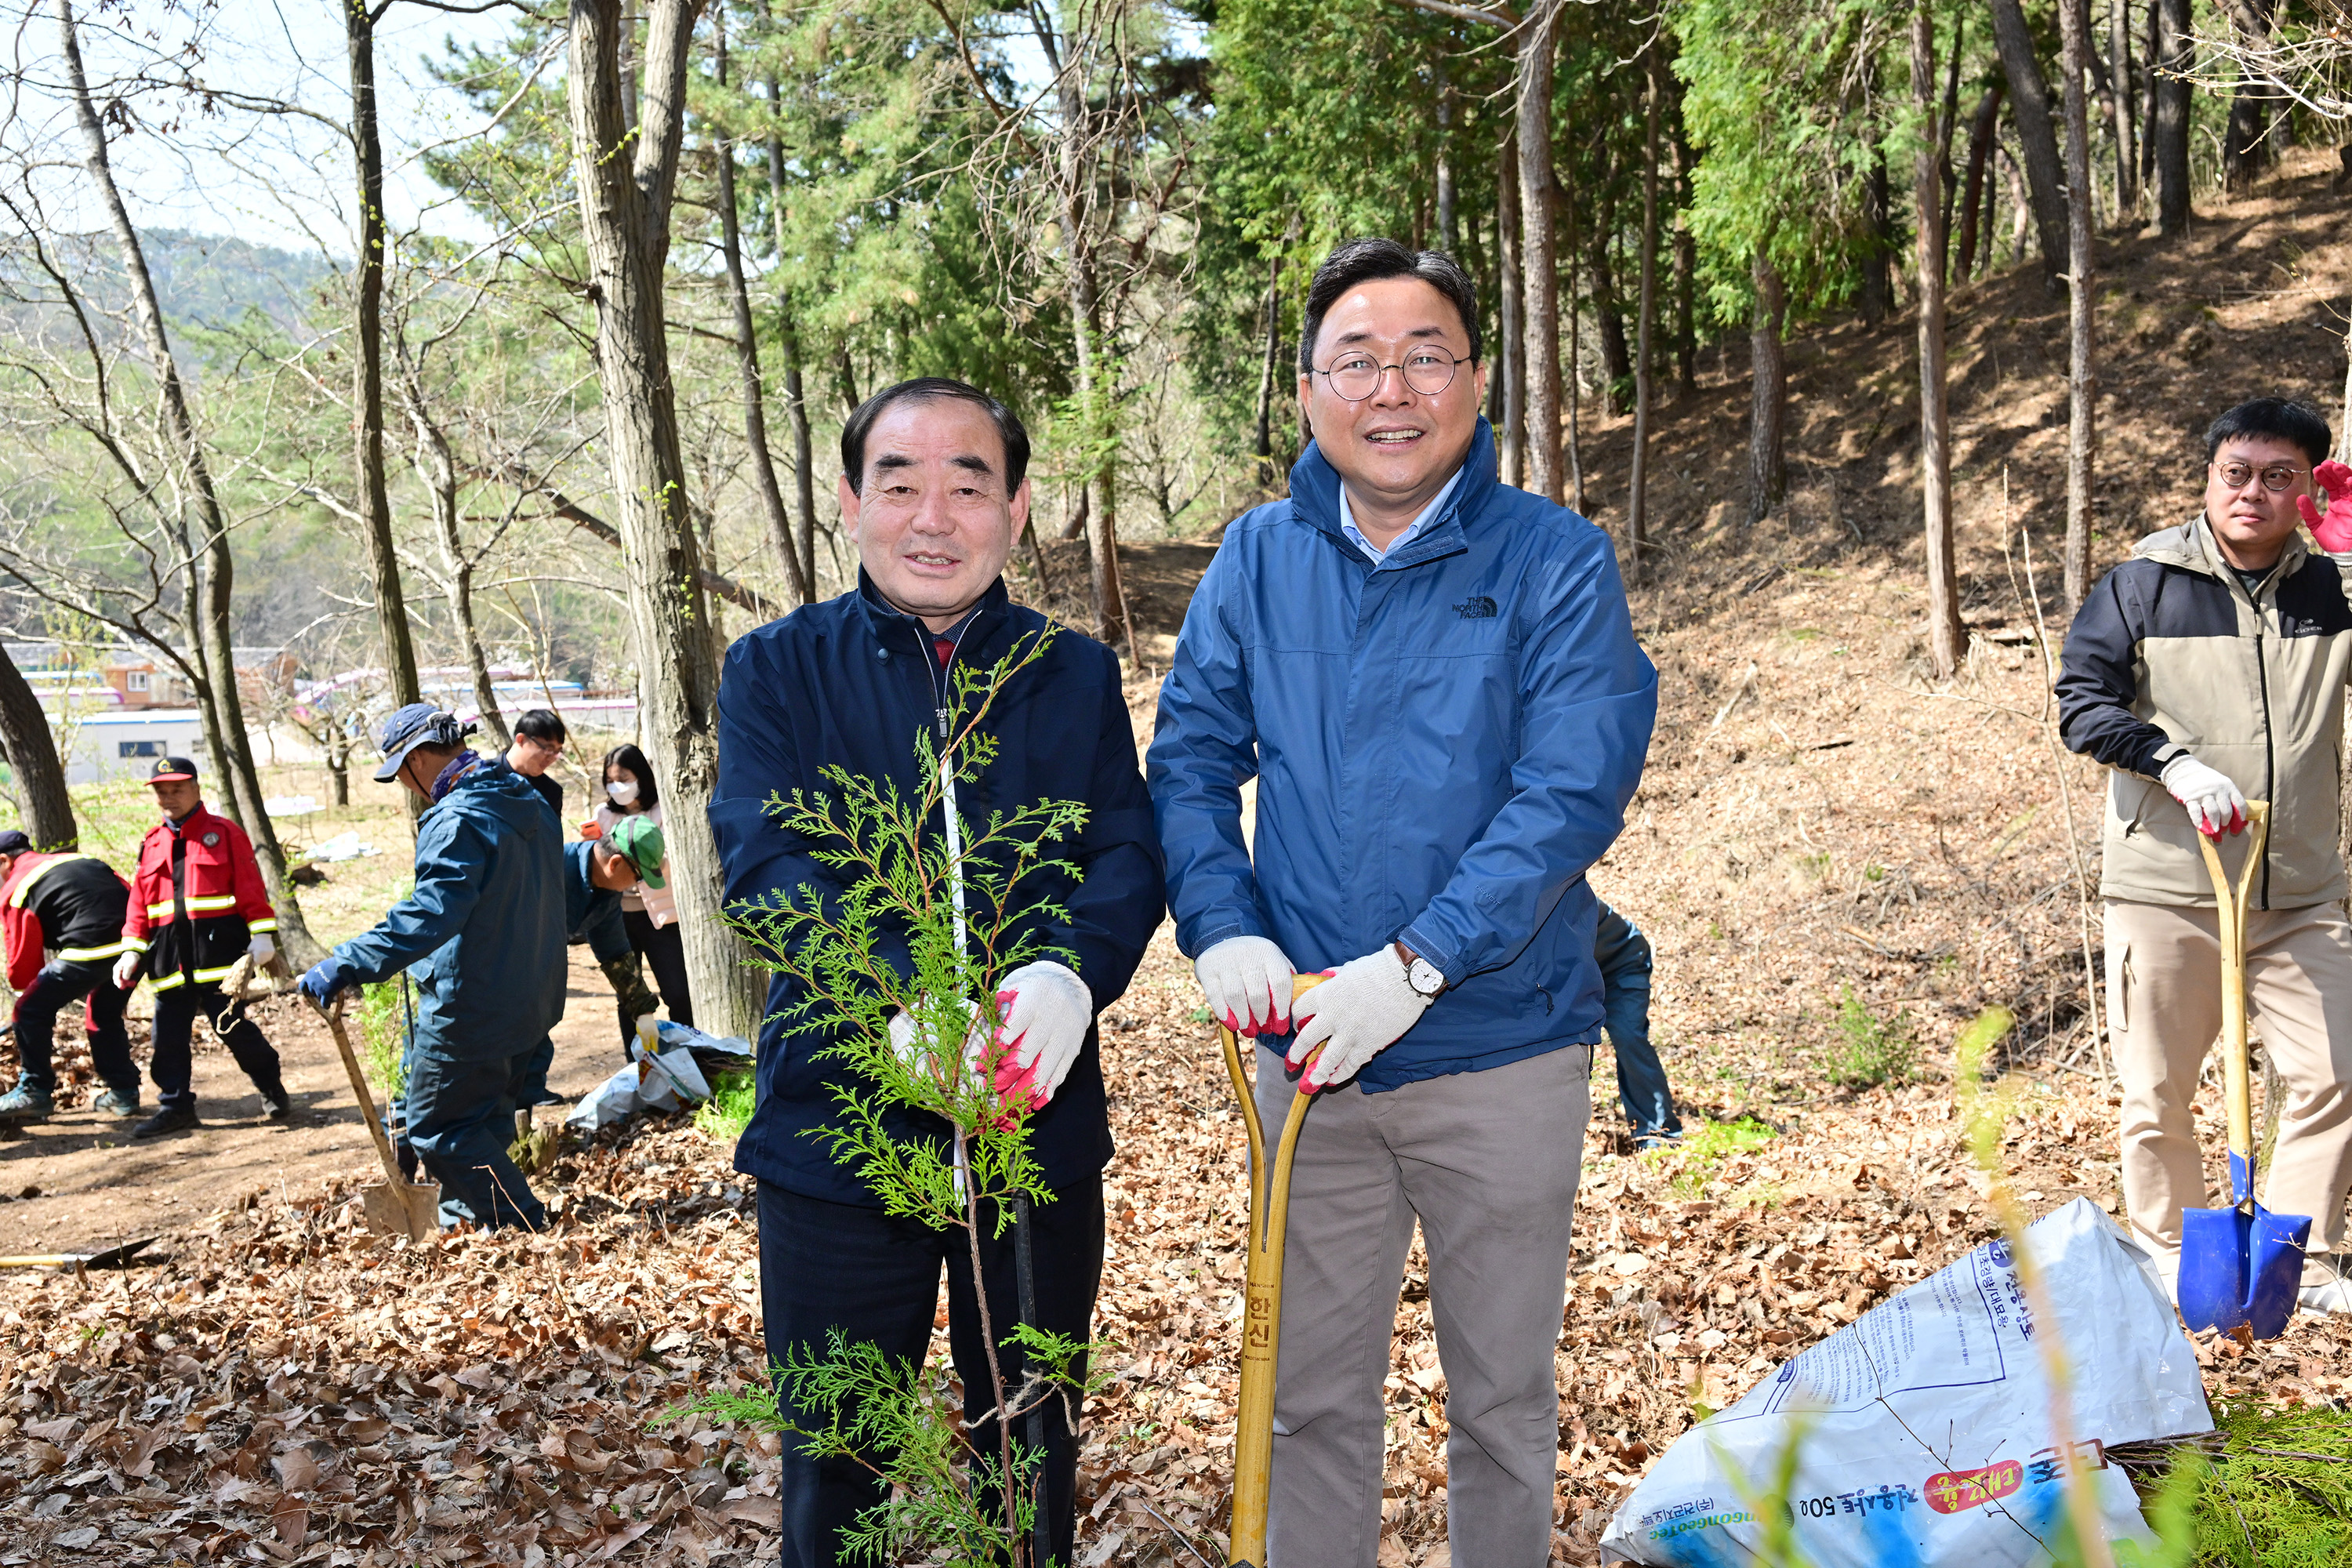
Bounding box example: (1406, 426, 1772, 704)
(0, 1084, 53, 1123)
(90, 1087, 141, 1119)
(259, 1082, 292, 1121)
(131, 1104, 200, 1140)
(2299, 1255, 2352, 1316)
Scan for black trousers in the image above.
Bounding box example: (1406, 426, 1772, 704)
(11, 960, 135, 1100)
(758, 1176, 1105, 1568)
(150, 978, 283, 1112)
(623, 910, 693, 1029)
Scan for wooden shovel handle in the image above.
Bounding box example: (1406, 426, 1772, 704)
(310, 996, 408, 1192)
(2194, 800, 2271, 1196)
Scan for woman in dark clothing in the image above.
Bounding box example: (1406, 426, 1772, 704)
(592, 742, 691, 1027)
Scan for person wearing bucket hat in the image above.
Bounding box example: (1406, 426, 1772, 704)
(297, 704, 564, 1230)
(114, 755, 291, 1138)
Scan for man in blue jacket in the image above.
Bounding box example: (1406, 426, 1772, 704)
(299, 705, 566, 1231)
(713, 378, 1165, 1568)
(510, 828, 666, 1123)
(1149, 238, 1657, 1568)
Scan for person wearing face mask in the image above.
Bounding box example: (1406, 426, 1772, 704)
(593, 742, 690, 1028)
(296, 705, 564, 1230)
(2058, 397, 2352, 1316)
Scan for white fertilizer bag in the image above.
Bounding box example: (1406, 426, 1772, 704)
(1599, 1198, 2210, 1567)
(564, 1039, 714, 1132)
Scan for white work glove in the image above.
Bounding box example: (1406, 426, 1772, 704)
(248, 933, 276, 964)
(1287, 946, 1432, 1093)
(2161, 752, 2249, 837)
(112, 950, 142, 989)
(1193, 935, 1296, 1038)
(991, 960, 1094, 1108)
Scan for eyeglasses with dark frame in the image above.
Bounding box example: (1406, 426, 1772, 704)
(2212, 459, 2309, 494)
(1310, 346, 1475, 402)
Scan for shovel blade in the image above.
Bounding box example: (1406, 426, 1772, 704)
(2179, 1199, 2312, 1339)
(361, 1180, 443, 1243)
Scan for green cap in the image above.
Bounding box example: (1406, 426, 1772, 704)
(608, 814, 666, 889)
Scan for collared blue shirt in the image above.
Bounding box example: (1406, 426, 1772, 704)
(1338, 464, 1465, 564)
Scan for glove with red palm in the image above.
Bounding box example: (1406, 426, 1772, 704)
(2296, 459, 2352, 553)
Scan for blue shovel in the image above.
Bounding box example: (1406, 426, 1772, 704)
(2179, 801, 2310, 1340)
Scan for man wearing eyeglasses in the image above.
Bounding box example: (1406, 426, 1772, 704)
(1149, 238, 1656, 1567)
(2058, 396, 2352, 1316)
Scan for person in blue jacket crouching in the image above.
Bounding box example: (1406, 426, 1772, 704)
(1150, 238, 1657, 1568)
(299, 705, 566, 1231)
(712, 378, 1165, 1568)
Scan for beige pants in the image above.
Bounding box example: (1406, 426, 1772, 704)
(1252, 1042, 1592, 1568)
(2107, 899, 2352, 1279)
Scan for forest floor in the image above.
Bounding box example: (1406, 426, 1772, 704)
(3, 146, 2352, 1565)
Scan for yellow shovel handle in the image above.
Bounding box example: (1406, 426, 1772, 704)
(2194, 800, 2270, 1182)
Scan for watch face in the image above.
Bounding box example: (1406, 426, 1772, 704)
(1410, 960, 1443, 996)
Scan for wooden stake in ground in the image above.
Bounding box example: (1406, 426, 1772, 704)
(2059, 0, 2100, 610)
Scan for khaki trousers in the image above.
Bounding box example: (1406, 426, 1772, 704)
(1252, 1042, 1592, 1568)
(2106, 899, 2352, 1277)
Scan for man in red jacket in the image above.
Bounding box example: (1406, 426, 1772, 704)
(0, 829, 139, 1123)
(111, 757, 289, 1138)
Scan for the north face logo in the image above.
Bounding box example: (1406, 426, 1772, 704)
(1454, 596, 1497, 619)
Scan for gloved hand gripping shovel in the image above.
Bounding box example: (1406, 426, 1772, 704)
(307, 993, 440, 1242)
(2180, 801, 2312, 1339)
(1219, 973, 1327, 1568)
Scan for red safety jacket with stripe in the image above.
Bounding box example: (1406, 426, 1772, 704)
(121, 805, 278, 990)
(2, 851, 133, 993)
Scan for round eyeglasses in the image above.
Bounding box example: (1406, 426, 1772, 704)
(2214, 459, 2307, 493)
(1311, 347, 1473, 401)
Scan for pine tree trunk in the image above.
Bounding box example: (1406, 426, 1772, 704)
(2108, 0, 2140, 214)
(2153, 0, 2191, 235)
(1915, 0, 1967, 679)
(1497, 130, 1526, 489)
(1670, 123, 1697, 398)
(2220, 0, 2278, 193)
(0, 644, 75, 851)
(763, 104, 821, 603)
(567, 0, 764, 1042)
(2060, 0, 2100, 610)
(1517, 0, 1566, 505)
(1860, 154, 1893, 325)
(1956, 84, 2006, 278)
(404, 383, 510, 748)
(346, 0, 422, 709)
(59, 0, 320, 964)
(1565, 176, 1586, 515)
(1627, 56, 1660, 568)
(1435, 67, 1458, 256)
(1990, 0, 2072, 292)
(1588, 198, 1633, 411)
(713, 25, 808, 611)
(1253, 254, 1282, 483)
(1748, 253, 1788, 526)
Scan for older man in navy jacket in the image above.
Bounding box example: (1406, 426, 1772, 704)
(1150, 240, 1657, 1568)
(712, 378, 1164, 1568)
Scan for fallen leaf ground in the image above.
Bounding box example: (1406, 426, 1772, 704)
(6, 151, 2352, 1565)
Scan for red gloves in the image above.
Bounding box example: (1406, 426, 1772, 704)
(2298, 460, 2352, 553)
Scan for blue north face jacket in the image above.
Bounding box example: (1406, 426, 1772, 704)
(1148, 419, 1657, 1091)
(332, 757, 566, 1062)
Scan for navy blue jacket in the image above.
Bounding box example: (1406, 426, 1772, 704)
(563, 840, 633, 964)
(1149, 419, 1657, 1089)
(713, 576, 1167, 1205)
(333, 757, 566, 1062)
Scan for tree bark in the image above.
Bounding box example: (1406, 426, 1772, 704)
(1955, 83, 2006, 278)
(2153, 0, 2191, 235)
(1587, 193, 1633, 412)
(567, 0, 762, 1043)
(1915, 0, 1967, 678)
(1434, 64, 1458, 256)
(1253, 253, 1282, 482)
(1748, 252, 1788, 526)
(2108, 0, 2139, 215)
(58, 0, 320, 964)
(401, 376, 508, 749)
(346, 0, 423, 709)
(1670, 119, 1697, 397)
(1860, 153, 1893, 325)
(762, 93, 819, 601)
(1627, 54, 1660, 568)
(0, 644, 75, 851)
(1517, 0, 1566, 505)
(1497, 129, 1526, 489)
(2061, 0, 2100, 609)
(2220, 0, 2278, 193)
(713, 22, 811, 609)
(1990, 0, 2071, 292)
(1565, 169, 1586, 514)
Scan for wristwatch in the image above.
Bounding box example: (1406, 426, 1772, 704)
(1393, 940, 1446, 999)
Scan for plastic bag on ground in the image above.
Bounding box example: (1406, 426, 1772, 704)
(652, 1019, 753, 1059)
(1599, 1197, 2210, 1566)
(564, 1038, 714, 1132)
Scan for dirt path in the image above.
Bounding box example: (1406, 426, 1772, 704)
(0, 946, 644, 1254)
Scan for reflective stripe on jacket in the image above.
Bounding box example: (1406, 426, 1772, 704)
(2056, 514, 2352, 909)
(2, 852, 132, 993)
(122, 805, 277, 988)
(1148, 418, 1658, 1090)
